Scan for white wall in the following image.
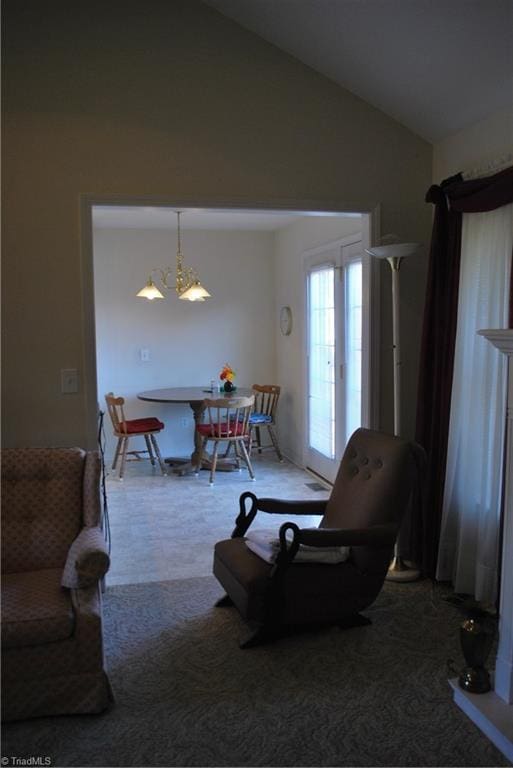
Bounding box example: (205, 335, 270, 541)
(94, 228, 275, 459)
(2, 0, 432, 450)
(274, 216, 363, 464)
(433, 105, 513, 181)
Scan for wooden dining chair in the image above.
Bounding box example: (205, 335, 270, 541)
(195, 395, 255, 485)
(249, 384, 283, 461)
(104, 392, 167, 479)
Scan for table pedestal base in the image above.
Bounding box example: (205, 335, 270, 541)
(171, 455, 241, 476)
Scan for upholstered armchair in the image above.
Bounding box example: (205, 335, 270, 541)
(214, 428, 425, 647)
(1, 447, 112, 721)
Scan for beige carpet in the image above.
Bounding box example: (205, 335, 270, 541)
(2, 577, 508, 767)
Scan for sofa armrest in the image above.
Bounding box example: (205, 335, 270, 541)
(61, 526, 110, 589)
(83, 450, 102, 526)
(297, 523, 397, 548)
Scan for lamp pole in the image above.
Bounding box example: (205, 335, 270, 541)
(366, 242, 421, 582)
(389, 255, 402, 436)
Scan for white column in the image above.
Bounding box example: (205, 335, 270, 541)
(450, 329, 513, 763)
(478, 329, 513, 704)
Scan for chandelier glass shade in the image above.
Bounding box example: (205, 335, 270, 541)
(136, 211, 211, 302)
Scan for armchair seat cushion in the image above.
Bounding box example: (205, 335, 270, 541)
(214, 537, 377, 625)
(2, 569, 74, 650)
(245, 527, 350, 564)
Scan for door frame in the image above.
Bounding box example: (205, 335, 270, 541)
(301, 217, 379, 475)
(80, 195, 380, 451)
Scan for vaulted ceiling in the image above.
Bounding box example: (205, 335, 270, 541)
(204, 0, 513, 143)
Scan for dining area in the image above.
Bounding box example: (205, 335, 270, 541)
(92, 209, 292, 478)
(92, 206, 363, 480)
(105, 381, 283, 485)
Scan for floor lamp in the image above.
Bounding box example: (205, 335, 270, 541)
(365, 241, 421, 582)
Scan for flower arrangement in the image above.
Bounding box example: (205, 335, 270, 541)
(220, 363, 236, 392)
(220, 363, 236, 382)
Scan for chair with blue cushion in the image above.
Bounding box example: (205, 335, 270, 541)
(249, 384, 283, 462)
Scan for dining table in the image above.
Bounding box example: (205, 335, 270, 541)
(137, 386, 253, 475)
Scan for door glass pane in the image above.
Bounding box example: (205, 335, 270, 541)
(308, 266, 335, 458)
(345, 260, 362, 444)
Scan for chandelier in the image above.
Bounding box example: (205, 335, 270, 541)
(136, 211, 211, 302)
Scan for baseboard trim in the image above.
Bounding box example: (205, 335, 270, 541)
(305, 466, 333, 489)
(449, 678, 513, 762)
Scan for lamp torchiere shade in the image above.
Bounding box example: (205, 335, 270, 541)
(364, 242, 421, 263)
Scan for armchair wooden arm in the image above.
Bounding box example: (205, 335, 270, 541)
(257, 497, 328, 516)
(231, 492, 328, 538)
(297, 523, 397, 549)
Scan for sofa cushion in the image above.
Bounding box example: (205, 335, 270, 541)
(1, 447, 85, 573)
(2, 568, 74, 649)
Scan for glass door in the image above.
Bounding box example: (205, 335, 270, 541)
(305, 239, 364, 483)
(307, 263, 336, 479)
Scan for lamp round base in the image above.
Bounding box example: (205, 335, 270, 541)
(385, 556, 420, 583)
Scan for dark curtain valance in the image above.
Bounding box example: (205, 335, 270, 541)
(413, 164, 513, 577)
(427, 165, 513, 213)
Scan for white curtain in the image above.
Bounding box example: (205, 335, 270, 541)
(436, 202, 513, 603)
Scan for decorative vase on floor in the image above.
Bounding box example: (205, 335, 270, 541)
(458, 608, 496, 693)
(223, 381, 235, 393)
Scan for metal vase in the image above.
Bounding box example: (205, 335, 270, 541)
(458, 613, 495, 694)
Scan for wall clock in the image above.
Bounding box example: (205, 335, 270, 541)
(280, 306, 293, 336)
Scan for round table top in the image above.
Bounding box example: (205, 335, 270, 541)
(137, 386, 253, 404)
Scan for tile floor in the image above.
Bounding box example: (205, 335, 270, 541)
(104, 453, 330, 586)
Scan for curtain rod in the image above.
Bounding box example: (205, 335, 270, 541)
(463, 153, 513, 180)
